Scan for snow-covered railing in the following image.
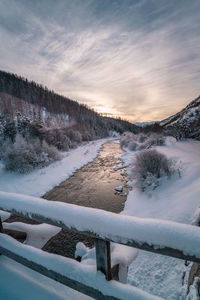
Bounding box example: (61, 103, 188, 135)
(0, 233, 161, 300)
(1, 191, 200, 299)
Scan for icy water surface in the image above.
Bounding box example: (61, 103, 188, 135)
(43, 141, 129, 258)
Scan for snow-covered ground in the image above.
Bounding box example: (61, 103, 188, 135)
(120, 137, 200, 299)
(0, 137, 200, 299)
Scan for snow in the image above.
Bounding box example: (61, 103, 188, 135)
(0, 234, 162, 300)
(3, 222, 60, 248)
(0, 256, 91, 300)
(75, 242, 138, 283)
(134, 121, 159, 128)
(115, 186, 123, 192)
(0, 210, 10, 221)
(120, 137, 200, 299)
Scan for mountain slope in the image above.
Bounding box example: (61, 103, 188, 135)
(160, 95, 200, 140)
(0, 70, 138, 142)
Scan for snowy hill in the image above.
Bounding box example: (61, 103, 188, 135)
(0, 70, 138, 140)
(121, 137, 200, 299)
(160, 95, 200, 140)
(134, 121, 159, 128)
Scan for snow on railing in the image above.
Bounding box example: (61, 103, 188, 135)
(0, 233, 161, 300)
(1, 190, 200, 299)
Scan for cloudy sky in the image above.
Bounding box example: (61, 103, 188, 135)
(0, 0, 200, 122)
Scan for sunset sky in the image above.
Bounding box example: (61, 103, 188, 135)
(0, 0, 199, 122)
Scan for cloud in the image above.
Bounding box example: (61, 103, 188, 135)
(0, 0, 200, 121)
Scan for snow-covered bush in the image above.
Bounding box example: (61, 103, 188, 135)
(130, 149, 177, 191)
(81, 131, 92, 141)
(145, 134, 166, 147)
(67, 129, 82, 144)
(136, 141, 150, 151)
(128, 141, 138, 151)
(120, 132, 136, 149)
(120, 131, 166, 152)
(137, 133, 147, 143)
(43, 129, 73, 151)
(2, 134, 61, 173)
(109, 130, 120, 138)
(55, 134, 71, 151)
(136, 134, 166, 150)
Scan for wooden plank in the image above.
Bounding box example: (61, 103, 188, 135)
(95, 239, 111, 281)
(1, 206, 200, 264)
(4, 229, 27, 242)
(0, 244, 119, 300)
(111, 264, 120, 281)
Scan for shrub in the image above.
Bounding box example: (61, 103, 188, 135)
(145, 134, 166, 147)
(55, 135, 71, 151)
(120, 132, 165, 152)
(134, 133, 166, 151)
(136, 141, 150, 151)
(81, 131, 92, 141)
(67, 129, 82, 143)
(128, 141, 138, 151)
(120, 132, 136, 149)
(43, 129, 73, 151)
(2, 134, 61, 173)
(137, 133, 147, 143)
(130, 149, 176, 191)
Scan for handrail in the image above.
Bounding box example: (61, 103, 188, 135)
(1, 190, 200, 299)
(0, 191, 200, 263)
(0, 233, 161, 300)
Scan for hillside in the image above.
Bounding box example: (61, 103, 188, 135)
(160, 95, 200, 140)
(0, 70, 138, 173)
(0, 70, 138, 142)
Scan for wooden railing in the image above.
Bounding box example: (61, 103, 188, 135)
(1, 191, 200, 299)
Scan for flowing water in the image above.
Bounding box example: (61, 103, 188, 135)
(42, 141, 129, 258)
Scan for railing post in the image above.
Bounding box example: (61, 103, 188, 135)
(95, 239, 112, 281)
(0, 216, 3, 256)
(0, 216, 3, 233)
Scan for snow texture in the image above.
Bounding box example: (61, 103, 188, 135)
(76, 242, 138, 283)
(0, 233, 162, 300)
(121, 137, 200, 299)
(3, 222, 60, 248)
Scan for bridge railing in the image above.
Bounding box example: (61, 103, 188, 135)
(0, 191, 200, 299)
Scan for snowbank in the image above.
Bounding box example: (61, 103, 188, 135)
(0, 138, 110, 197)
(120, 138, 200, 299)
